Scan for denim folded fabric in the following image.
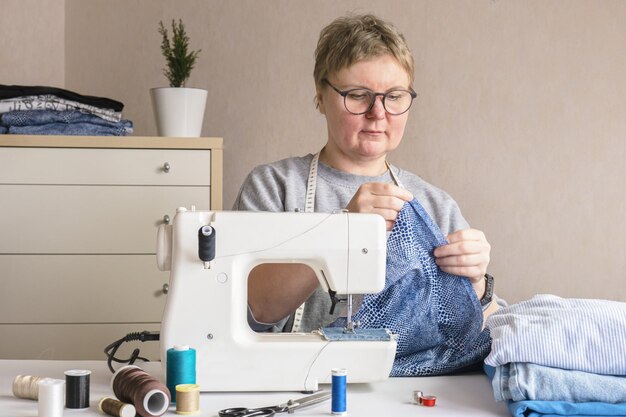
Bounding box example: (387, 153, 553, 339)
(320, 327, 392, 341)
(1, 110, 132, 129)
(0, 125, 6, 134)
(485, 365, 626, 417)
(9, 122, 131, 136)
(493, 363, 626, 403)
(506, 399, 626, 417)
(485, 294, 626, 375)
(331, 199, 491, 376)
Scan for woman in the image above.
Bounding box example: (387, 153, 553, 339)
(233, 14, 494, 336)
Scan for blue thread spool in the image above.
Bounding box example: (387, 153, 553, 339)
(331, 368, 347, 415)
(166, 345, 196, 403)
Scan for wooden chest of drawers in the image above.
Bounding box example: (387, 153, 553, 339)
(0, 135, 222, 359)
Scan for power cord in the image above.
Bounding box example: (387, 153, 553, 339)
(104, 331, 160, 373)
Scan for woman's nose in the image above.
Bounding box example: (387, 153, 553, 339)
(367, 95, 386, 119)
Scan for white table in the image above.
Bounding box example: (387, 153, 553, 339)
(0, 360, 509, 417)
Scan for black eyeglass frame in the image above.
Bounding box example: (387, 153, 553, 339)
(323, 78, 417, 116)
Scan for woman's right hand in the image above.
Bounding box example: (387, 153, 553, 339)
(346, 182, 413, 230)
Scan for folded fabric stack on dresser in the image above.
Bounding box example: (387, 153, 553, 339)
(484, 294, 626, 417)
(0, 85, 132, 136)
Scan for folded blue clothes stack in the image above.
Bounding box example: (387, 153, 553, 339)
(0, 85, 132, 136)
(484, 295, 626, 417)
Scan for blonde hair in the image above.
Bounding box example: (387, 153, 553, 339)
(314, 14, 415, 92)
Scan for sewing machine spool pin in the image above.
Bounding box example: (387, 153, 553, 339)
(198, 225, 216, 269)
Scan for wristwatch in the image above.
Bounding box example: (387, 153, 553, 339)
(480, 274, 494, 306)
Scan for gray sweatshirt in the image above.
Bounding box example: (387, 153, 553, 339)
(233, 154, 469, 332)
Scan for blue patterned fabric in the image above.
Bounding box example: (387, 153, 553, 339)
(332, 199, 491, 376)
(8, 122, 131, 136)
(1, 109, 132, 129)
(1, 110, 132, 136)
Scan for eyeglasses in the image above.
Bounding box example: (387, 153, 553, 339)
(323, 79, 417, 116)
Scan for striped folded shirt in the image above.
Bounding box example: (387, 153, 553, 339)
(485, 294, 626, 375)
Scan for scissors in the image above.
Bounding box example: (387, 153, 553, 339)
(218, 391, 331, 417)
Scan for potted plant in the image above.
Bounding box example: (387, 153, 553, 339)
(150, 19, 207, 137)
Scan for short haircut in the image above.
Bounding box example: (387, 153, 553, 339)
(314, 13, 415, 91)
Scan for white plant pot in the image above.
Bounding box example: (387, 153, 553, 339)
(150, 87, 208, 137)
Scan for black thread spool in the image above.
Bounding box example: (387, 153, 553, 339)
(198, 225, 216, 262)
(64, 369, 91, 409)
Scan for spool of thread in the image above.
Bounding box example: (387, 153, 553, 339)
(412, 390, 423, 404)
(198, 225, 216, 262)
(111, 365, 171, 417)
(175, 384, 200, 415)
(331, 368, 347, 415)
(412, 390, 437, 407)
(166, 345, 196, 402)
(12, 374, 48, 400)
(38, 378, 65, 417)
(65, 369, 91, 409)
(99, 396, 137, 417)
(421, 395, 437, 407)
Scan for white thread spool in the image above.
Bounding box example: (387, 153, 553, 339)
(38, 379, 65, 417)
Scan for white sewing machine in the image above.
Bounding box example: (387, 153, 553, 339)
(156, 207, 396, 392)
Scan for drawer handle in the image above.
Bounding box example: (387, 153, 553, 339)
(162, 283, 169, 294)
(163, 215, 171, 224)
(163, 162, 171, 173)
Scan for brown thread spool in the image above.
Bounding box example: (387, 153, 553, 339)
(99, 397, 136, 417)
(12, 375, 48, 400)
(175, 384, 200, 415)
(111, 366, 171, 417)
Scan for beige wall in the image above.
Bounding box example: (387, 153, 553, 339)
(5, 1, 626, 304)
(0, 0, 65, 86)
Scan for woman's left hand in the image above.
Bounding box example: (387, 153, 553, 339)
(433, 229, 491, 295)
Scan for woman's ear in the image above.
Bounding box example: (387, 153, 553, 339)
(315, 89, 326, 115)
